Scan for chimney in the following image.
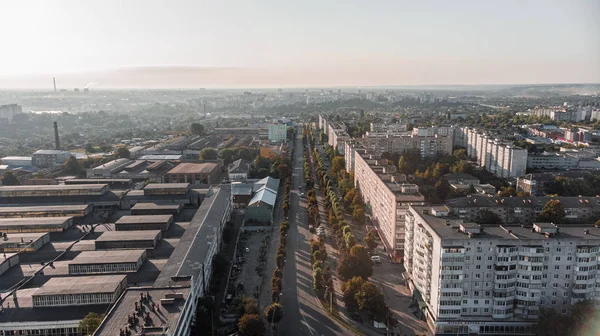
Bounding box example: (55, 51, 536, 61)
(53, 121, 60, 150)
(53, 77, 57, 92)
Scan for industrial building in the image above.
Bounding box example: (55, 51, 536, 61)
(31, 149, 71, 168)
(143, 183, 190, 195)
(64, 178, 133, 189)
(163, 162, 222, 185)
(0, 204, 91, 218)
(405, 204, 600, 336)
(130, 203, 183, 216)
(0, 216, 74, 233)
(115, 215, 173, 231)
(32, 275, 128, 307)
(245, 177, 279, 224)
(0, 184, 108, 198)
(93, 286, 193, 336)
(86, 158, 134, 178)
(0, 253, 19, 276)
(94, 230, 162, 250)
(123, 183, 205, 209)
(0, 232, 51, 253)
(227, 158, 250, 181)
(68, 250, 147, 275)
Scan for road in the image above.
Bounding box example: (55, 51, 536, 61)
(278, 127, 348, 336)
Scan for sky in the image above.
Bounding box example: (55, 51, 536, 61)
(0, 0, 599, 88)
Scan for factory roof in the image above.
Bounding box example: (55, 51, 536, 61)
(0, 288, 108, 324)
(154, 185, 231, 287)
(0, 184, 107, 192)
(64, 178, 132, 184)
(33, 150, 70, 155)
(0, 216, 73, 226)
(33, 274, 127, 296)
(96, 230, 161, 242)
(116, 215, 173, 224)
(143, 183, 190, 190)
(254, 176, 279, 193)
(228, 159, 250, 174)
(0, 204, 89, 214)
(130, 203, 183, 211)
(1, 156, 32, 161)
(94, 286, 191, 336)
(231, 183, 253, 196)
(0, 232, 48, 247)
(446, 195, 600, 209)
(166, 162, 219, 175)
(69, 250, 146, 265)
(138, 154, 182, 160)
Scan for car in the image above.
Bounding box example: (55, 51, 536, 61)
(300, 192, 305, 197)
(370, 255, 381, 265)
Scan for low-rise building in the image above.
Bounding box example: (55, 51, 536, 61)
(32, 275, 128, 307)
(268, 122, 288, 142)
(164, 162, 222, 185)
(130, 203, 182, 216)
(0, 216, 74, 233)
(0, 156, 32, 166)
(86, 158, 134, 178)
(228, 159, 250, 181)
(443, 173, 480, 186)
(0, 232, 51, 253)
(115, 214, 173, 231)
(527, 153, 579, 170)
(0, 252, 19, 276)
(31, 150, 71, 168)
(68, 250, 147, 275)
(0, 204, 91, 218)
(245, 177, 279, 225)
(95, 230, 162, 250)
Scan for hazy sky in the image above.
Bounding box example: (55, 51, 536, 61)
(0, 0, 599, 87)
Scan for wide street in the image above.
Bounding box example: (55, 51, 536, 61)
(278, 127, 349, 336)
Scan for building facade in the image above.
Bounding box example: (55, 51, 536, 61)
(31, 150, 71, 168)
(268, 123, 287, 142)
(405, 205, 600, 336)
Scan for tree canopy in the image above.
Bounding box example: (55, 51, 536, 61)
(199, 147, 218, 160)
(78, 312, 105, 335)
(238, 313, 265, 336)
(355, 282, 388, 322)
(115, 146, 130, 159)
(63, 156, 83, 175)
(1, 171, 20, 186)
(537, 199, 566, 223)
(190, 123, 205, 135)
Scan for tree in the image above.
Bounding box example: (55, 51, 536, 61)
(355, 282, 388, 322)
(219, 148, 236, 165)
(255, 156, 273, 169)
(78, 312, 104, 335)
(1, 171, 20, 186)
(433, 179, 450, 201)
(498, 186, 517, 197)
(353, 207, 366, 225)
(242, 298, 260, 315)
(338, 244, 373, 281)
(264, 303, 284, 326)
(190, 123, 205, 135)
(199, 147, 218, 160)
(536, 309, 572, 336)
(84, 143, 96, 153)
(342, 276, 364, 312)
(115, 146, 130, 159)
(537, 199, 566, 223)
(331, 156, 345, 179)
(475, 209, 502, 224)
(63, 156, 83, 175)
(276, 163, 292, 180)
(364, 230, 378, 250)
(452, 149, 467, 160)
(238, 314, 265, 336)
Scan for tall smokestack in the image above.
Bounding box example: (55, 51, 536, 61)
(53, 78, 57, 92)
(53, 121, 60, 150)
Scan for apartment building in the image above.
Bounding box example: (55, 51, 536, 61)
(329, 128, 351, 154)
(461, 128, 527, 178)
(359, 132, 453, 158)
(405, 204, 600, 335)
(268, 122, 287, 142)
(527, 153, 579, 170)
(352, 145, 425, 262)
(344, 140, 365, 173)
(445, 195, 600, 225)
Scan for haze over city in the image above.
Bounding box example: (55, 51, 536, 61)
(0, 0, 599, 88)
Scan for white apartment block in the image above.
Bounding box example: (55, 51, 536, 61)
(352, 146, 425, 263)
(462, 128, 527, 178)
(329, 129, 351, 155)
(344, 140, 366, 173)
(527, 153, 579, 170)
(406, 204, 600, 336)
(359, 132, 453, 158)
(268, 123, 287, 142)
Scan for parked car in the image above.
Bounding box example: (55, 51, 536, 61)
(370, 255, 381, 265)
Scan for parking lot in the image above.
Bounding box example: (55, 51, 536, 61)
(226, 228, 271, 301)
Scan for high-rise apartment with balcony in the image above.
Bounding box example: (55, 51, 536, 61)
(405, 204, 600, 336)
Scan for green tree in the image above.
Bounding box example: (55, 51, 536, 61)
(498, 186, 517, 197)
(355, 282, 388, 322)
(63, 156, 83, 175)
(264, 303, 284, 326)
(433, 179, 450, 201)
(452, 149, 467, 160)
(353, 207, 366, 225)
(364, 230, 378, 250)
(255, 156, 273, 169)
(331, 156, 345, 179)
(1, 171, 21, 186)
(84, 143, 96, 153)
(115, 146, 130, 159)
(342, 276, 364, 312)
(537, 199, 566, 223)
(219, 148, 236, 165)
(241, 298, 260, 315)
(78, 312, 105, 335)
(337, 244, 373, 281)
(535, 308, 573, 336)
(199, 147, 218, 160)
(190, 123, 205, 135)
(238, 313, 265, 336)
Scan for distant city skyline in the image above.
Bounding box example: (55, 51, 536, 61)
(0, 0, 599, 88)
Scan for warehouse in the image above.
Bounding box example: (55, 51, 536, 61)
(68, 249, 147, 275)
(115, 214, 173, 231)
(94, 230, 162, 250)
(0, 232, 51, 253)
(64, 178, 133, 189)
(130, 202, 183, 215)
(0, 204, 91, 218)
(0, 184, 108, 198)
(143, 183, 190, 195)
(0, 216, 74, 233)
(163, 162, 222, 185)
(0, 253, 19, 276)
(31, 274, 128, 307)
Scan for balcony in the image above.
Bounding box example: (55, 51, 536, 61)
(492, 311, 514, 319)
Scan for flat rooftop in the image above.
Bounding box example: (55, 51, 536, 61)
(94, 286, 191, 336)
(412, 205, 600, 241)
(166, 162, 219, 174)
(131, 203, 183, 210)
(70, 250, 146, 265)
(116, 215, 173, 224)
(143, 183, 190, 190)
(0, 232, 48, 246)
(0, 216, 73, 226)
(0, 205, 89, 214)
(34, 274, 127, 296)
(0, 184, 108, 192)
(96, 230, 162, 242)
(64, 178, 132, 183)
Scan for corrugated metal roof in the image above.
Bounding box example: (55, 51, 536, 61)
(249, 186, 277, 207)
